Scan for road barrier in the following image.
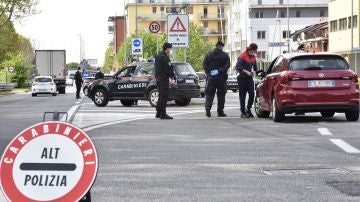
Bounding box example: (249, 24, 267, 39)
(0, 83, 13, 92)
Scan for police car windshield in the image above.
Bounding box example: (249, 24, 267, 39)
(35, 77, 52, 82)
(173, 63, 196, 76)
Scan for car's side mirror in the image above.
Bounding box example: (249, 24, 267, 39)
(257, 70, 265, 78)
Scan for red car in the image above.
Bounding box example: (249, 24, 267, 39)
(255, 53, 359, 122)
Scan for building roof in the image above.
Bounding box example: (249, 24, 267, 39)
(290, 21, 328, 37)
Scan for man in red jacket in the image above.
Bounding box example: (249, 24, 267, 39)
(235, 43, 258, 118)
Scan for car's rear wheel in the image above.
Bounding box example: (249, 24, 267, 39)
(32, 93, 37, 97)
(120, 100, 134, 107)
(148, 88, 158, 107)
(320, 111, 335, 118)
(175, 98, 191, 106)
(271, 95, 285, 122)
(255, 93, 270, 118)
(200, 92, 205, 97)
(52, 93, 57, 96)
(93, 88, 108, 107)
(345, 109, 359, 121)
(83, 87, 88, 96)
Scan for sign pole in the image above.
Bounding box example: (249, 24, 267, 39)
(156, 33, 159, 55)
(5, 70, 7, 84)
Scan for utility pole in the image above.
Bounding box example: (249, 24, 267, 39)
(287, 0, 290, 53)
(171, 0, 176, 62)
(351, 0, 354, 52)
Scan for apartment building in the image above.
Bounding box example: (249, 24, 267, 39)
(125, 0, 228, 45)
(226, 0, 328, 65)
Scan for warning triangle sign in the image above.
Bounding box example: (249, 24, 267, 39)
(170, 17, 187, 32)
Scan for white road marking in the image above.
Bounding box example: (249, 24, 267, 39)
(329, 139, 360, 153)
(317, 128, 333, 136)
(60, 104, 80, 123)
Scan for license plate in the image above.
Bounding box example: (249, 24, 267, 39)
(185, 79, 194, 84)
(39, 89, 47, 92)
(308, 80, 335, 87)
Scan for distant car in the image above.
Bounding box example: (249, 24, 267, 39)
(87, 62, 200, 107)
(31, 76, 57, 97)
(196, 72, 206, 97)
(255, 53, 359, 122)
(227, 74, 239, 92)
(66, 75, 74, 86)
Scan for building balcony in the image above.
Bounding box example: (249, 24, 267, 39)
(197, 13, 225, 20)
(201, 28, 227, 36)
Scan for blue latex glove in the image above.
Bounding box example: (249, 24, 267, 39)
(210, 69, 219, 76)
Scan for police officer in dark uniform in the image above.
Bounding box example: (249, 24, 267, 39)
(203, 41, 230, 117)
(154, 42, 176, 120)
(74, 67, 83, 99)
(94, 67, 104, 80)
(236, 43, 258, 118)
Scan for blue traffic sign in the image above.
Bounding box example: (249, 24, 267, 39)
(133, 39, 141, 47)
(82, 71, 90, 78)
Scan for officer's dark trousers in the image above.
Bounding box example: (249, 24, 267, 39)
(205, 77, 227, 113)
(76, 83, 81, 98)
(237, 78, 254, 113)
(156, 79, 169, 115)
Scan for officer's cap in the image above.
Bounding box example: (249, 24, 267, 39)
(163, 42, 172, 50)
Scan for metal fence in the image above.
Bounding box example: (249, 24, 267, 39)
(338, 51, 360, 74)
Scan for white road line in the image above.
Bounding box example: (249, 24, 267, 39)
(329, 139, 360, 153)
(317, 128, 333, 136)
(61, 104, 80, 123)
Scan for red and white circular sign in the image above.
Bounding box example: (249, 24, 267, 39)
(0, 121, 98, 202)
(149, 21, 161, 33)
(8, 66, 14, 73)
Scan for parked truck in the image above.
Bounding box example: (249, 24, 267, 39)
(35, 50, 66, 94)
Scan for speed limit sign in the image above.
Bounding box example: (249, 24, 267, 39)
(149, 21, 161, 33)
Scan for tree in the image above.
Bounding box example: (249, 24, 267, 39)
(176, 23, 212, 72)
(2, 53, 31, 87)
(66, 62, 79, 70)
(103, 47, 114, 73)
(0, 0, 38, 30)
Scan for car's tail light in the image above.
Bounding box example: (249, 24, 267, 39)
(279, 74, 289, 84)
(352, 75, 358, 83)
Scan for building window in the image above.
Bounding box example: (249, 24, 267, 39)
(330, 20, 337, 32)
(258, 0, 262, 5)
(160, 7, 164, 12)
(255, 11, 264, 18)
(280, 11, 286, 18)
(282, 30, 291, 39)
(320, 10, 325, 17)
(257, 31, 266, 39)
(296, 10, 301, 18)
(279, 0, 283, 5)
(339, 18, 347, 30)
(152, 6, 157, 14)
(348, 17, 352, 29)
(354, 15, 358, 28)
(257, 51, 266, 59)
(203, 21, 208, 28)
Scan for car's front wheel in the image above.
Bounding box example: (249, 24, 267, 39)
(345, 110, 359, 121)
(175, 98, 191, 106)
(254, 93, 270, 118)
(120, 100, 134, 107)
(271, 95, 285, 122)
(148, 88, 158, 107)
(320, 111, 335, 118)
(232, 89, 238, 92)
(93, 88, 109, 107)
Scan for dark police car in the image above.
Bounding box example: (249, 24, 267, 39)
(87, 62, 200, 107)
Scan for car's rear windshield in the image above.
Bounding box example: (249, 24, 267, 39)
(173, 63, 196, 76)
(289, 55, 349, 71)
(35, 77, 52, 82)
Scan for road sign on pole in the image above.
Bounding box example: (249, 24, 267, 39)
(149, 22, 161, 33)
(167, 14, 189, 48)
(132, 38, 143, 55)
(8, 66, 14, 73)
(0, 121, 98, 202)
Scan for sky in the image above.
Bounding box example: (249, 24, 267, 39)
(14, 0, 125, 66)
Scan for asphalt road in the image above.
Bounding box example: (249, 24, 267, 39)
(72, 92, 360, 201)
(1, 89, 360, 201)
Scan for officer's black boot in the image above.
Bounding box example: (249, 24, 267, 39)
(241, 111, 250, 118)
(218, 111, 227, 117)
(160, 113, 173, 120)
(246, 109, 254, 118)
(206, 109, 211, 117)
(155, 111, 161, 118)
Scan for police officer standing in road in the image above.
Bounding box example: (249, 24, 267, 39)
(203, 41, 230, 117)
(236, 43, 258, 118)
(94, 67, 104, 80)
(74, 67, 83, 99)
(154, 42, 176, 120)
